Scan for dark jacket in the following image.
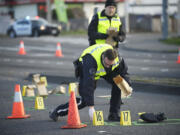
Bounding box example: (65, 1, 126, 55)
(88, 10, 126, 48)
(78, 54, 130, 106)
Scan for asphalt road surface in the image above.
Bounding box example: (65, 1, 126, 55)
(0, 35, 180, 135)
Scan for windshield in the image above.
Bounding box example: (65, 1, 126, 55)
(31, 18, 48, 26)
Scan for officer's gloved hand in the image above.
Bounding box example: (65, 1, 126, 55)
(119, 35, 126, 42)
(112, 35, 126, 42)
(118, 31, 126, 42)
(89, 106, 95, 121)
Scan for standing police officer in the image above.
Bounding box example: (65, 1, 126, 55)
(49, 44, 131, 122)
(88, 0, 126, 48)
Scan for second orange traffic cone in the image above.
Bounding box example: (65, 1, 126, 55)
(18, 40, 26, 55)
(61, 91, 87, 129)
(176, 48, 180, 64)
(7, 84, 30, 119)
(55, 43, 63, 57)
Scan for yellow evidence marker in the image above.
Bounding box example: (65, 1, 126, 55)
(120, 111, 132, 126)
(35, 96, 45, 110)
(93, 111, 104, 126)
(22, 85, 27, 96)
(40, 76, 48, 87)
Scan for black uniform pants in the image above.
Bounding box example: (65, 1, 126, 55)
(102, 75, 121, 114)
(55, 97, 87, 116)
(55, 83, 121, 117)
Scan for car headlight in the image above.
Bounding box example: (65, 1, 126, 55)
(58, 25, 62, 30)
(40, 25, 45, 30)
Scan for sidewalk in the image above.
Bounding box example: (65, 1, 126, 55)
(123, 33, 179, 53)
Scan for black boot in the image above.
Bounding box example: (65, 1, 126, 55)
(49, 109, 58, 122)
(108, 113, 120, 122)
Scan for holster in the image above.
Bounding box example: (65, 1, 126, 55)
(73, 59, 82, 78)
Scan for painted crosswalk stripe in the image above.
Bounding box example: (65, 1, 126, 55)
(141, 67, 149, 71)
(28, 60, 35, 63)
(3, 58, 10, 62)
(161, 69, 169, 72)
(42, 61, 49, 64)
(16, 59, 23, 63)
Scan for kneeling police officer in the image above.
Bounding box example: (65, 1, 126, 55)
(49, 44, 131, 122)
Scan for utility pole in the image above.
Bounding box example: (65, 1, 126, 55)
(125, 0, 129, 33)
(46, 0, 51, 23)
(162, 0, 168, 39)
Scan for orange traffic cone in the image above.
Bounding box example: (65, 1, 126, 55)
(55, 43, 63, 57)
(61, 91, 87, 129)
(18, 40, 26, 55)
(7, 84, 30, 119)
(176, 48, 180, 64)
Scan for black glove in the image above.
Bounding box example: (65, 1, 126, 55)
(112, 35, 126, 42)
(112, 36, 119, 42)
(140, 112, 167, 123)
(118, 31, 126, 42)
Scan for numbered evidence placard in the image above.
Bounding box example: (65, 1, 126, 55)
(35, 96, 45, 110)
(93, 111, 104, 126)
(120, 111, 131, 126)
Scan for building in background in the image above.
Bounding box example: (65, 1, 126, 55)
(126, 0, 178, 33)
(0, 0, 179, 34)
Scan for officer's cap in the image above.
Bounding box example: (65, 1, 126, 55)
(105, 0, 117, 7)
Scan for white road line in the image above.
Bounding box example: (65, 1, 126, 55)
(42, 61, 49, 64)
(135, 54, 139, 57)
(29, 54, 54, 57)
(56, 62, 63, 65)
(159, 60, 167, 64)
(162, 55, 166, 58)
(143, 59, 150, 62)
(3, 58, 10, 62)
(161, 69, 169, 72)
(141, 67, 149, 71)
(147, 54, 152, 57)
(28, 60, 35, 63)
(98, 131, 107, 133)
(126, 58, 173, 64)
(16, 59, 23, 63)
(0, 47, 17, 51)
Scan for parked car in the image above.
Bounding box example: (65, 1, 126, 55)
(7, 16, 62, 38)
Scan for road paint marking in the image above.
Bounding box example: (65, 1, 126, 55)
(97, 95, 111, 98)
(135, 54, 139, 57)
(42, 61, 49, 64)
(16, 59, 23, 63)
(143, 59, 150, 62)
(0, 47, 17, 51)
(161, 69, 169, 72)
(29, 53, 53, 57)
(147, 54, 152, 57)
(141, 67, 149, 71)
(160, 60, 167, 64)
(3, 58, 10, 62)
(28, 60, 35, 63)
(162, 55, 166, 58)
(98, 131, 107, 133)
(56, 62, 63, 65)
